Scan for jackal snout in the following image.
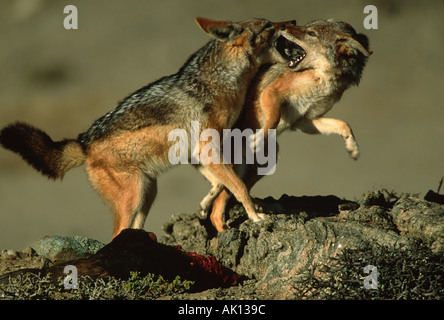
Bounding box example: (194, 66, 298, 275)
(279, 20, 372, 78)
(274, 34, 306, 68)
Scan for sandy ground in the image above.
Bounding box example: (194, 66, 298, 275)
(0, 0, 443, 250)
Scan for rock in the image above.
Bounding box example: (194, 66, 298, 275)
(7, 249, 18, 256)
(35, 235, 105, 264)
(161, 192, 444, 298)
(163, 213, 209, 245)
(391, 197, 444, 253)
(1, 249, 19, 260)
(360, 190, 388, 207)
(424, 190, 444, 205)
(21, 247, 36, 256)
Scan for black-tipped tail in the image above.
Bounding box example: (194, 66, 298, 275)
(0, 122, 85, 179)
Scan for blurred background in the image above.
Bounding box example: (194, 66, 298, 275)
(0, 0, 442, 250)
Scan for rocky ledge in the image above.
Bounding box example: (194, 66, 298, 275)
(161, 190, 443, 299)
(1, 190, 443, 300)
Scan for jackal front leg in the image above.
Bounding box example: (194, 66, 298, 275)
(249, 89, 281, 153)
(295, 117, 360, 160)
(197, 181, 224, 219)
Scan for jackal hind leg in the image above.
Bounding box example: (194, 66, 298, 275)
(87, 164, 154, 238)
(243, 162, 284, 214)
(197, 183, 224, 219)
(130, 175, 158, 230)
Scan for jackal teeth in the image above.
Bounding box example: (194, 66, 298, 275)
(288, 52, 306, 68)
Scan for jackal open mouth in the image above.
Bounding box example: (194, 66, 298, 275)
(274, 35, 306, 69)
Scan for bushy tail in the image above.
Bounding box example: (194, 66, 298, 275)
(0, 122, 85, 179)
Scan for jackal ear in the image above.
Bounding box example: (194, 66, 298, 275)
(336, 35, 372, 57)
(195, 17, 244, 42)
(276, 19, 297, 30)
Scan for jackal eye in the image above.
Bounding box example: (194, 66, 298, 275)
(307, 30, 317, 37)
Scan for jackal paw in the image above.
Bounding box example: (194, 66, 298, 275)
(196, 204, 208, 219)
(250, 212, 266, 223)
(345, 136, 360, 160)
(349, 148, 360, 160)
